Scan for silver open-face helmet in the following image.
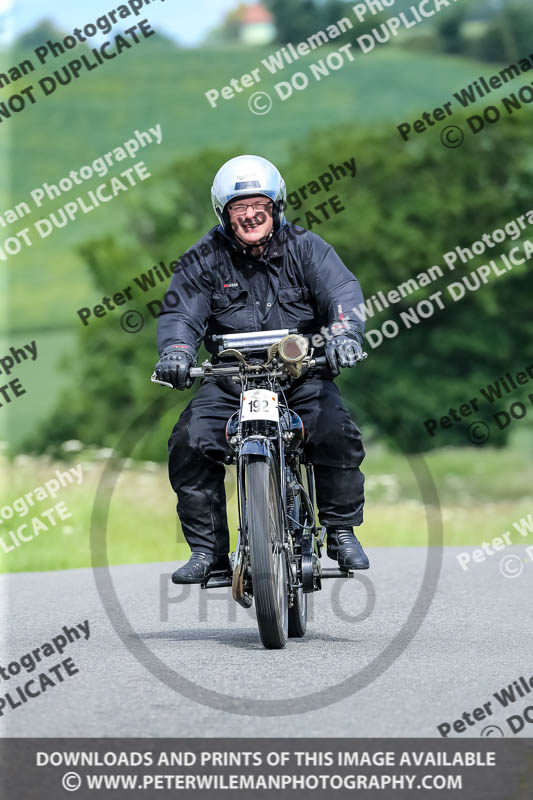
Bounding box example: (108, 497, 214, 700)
(211, 155, 286, 232)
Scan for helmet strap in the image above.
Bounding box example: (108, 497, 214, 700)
(221, 206, 232, 233)
(272, 203, 281, 231)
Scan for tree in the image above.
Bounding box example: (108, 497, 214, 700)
(15, 20, 64, 49)
(436, 8, 467, 54)
(474, 2, 533, 62)
(265, 0, 354, 43)
(205, 3, 247, 44)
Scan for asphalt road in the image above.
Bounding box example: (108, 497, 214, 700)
(1, 545, 532, 738)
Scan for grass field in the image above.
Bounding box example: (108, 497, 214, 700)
(1, 445, 532, 574)
(4, 41, 491, 202)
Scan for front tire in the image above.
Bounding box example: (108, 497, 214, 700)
(245, 456, 288, 649)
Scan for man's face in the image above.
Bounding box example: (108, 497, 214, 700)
(227, 195, 274, 245)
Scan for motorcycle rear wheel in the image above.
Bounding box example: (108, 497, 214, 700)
(288, 490, 308, 638)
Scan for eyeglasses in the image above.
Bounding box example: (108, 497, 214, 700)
(228, 200, 273, 214)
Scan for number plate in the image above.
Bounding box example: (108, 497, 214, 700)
(241, 389, 279, 422)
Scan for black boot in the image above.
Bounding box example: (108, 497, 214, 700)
(171, 552, 230, 584)
(326, 527, 369, 570)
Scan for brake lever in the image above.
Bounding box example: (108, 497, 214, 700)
(150, 372, 174, 389)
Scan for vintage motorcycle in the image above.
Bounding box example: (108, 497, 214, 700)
(153, 329, 366, 650)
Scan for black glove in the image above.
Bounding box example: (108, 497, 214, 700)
(154, 344, 196, 390)
(326, 332, 364, 376)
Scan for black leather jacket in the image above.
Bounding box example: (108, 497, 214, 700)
(157, 220, 365, 356)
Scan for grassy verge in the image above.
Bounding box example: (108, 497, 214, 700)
(1, 445, 532, 573)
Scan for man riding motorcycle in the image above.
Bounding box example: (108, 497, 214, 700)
(154, 155, 370, 584)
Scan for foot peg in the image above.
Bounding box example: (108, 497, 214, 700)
(200, 569, 233, 589)
(321, 568, 357, 579)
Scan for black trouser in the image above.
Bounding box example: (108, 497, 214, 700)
(168, 375, 365, 557)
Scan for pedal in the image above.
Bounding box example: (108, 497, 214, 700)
(320, 568, 356, 579)
(200, 570, 233, 589)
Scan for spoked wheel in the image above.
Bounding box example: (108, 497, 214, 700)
(288, 491, 308, 638)
(245, 456, 288, 649)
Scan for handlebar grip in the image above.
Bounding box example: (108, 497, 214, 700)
(312, 356, 327, 367)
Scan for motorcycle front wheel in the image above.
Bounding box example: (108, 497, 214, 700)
(245, 456, 288, 649)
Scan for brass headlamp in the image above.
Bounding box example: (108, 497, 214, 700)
(277, 334, 309, 377)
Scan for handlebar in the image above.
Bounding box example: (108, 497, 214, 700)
(151, 330, 368, 388)
(150, 355, 328, 387)
(189, 355, 327, 378)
